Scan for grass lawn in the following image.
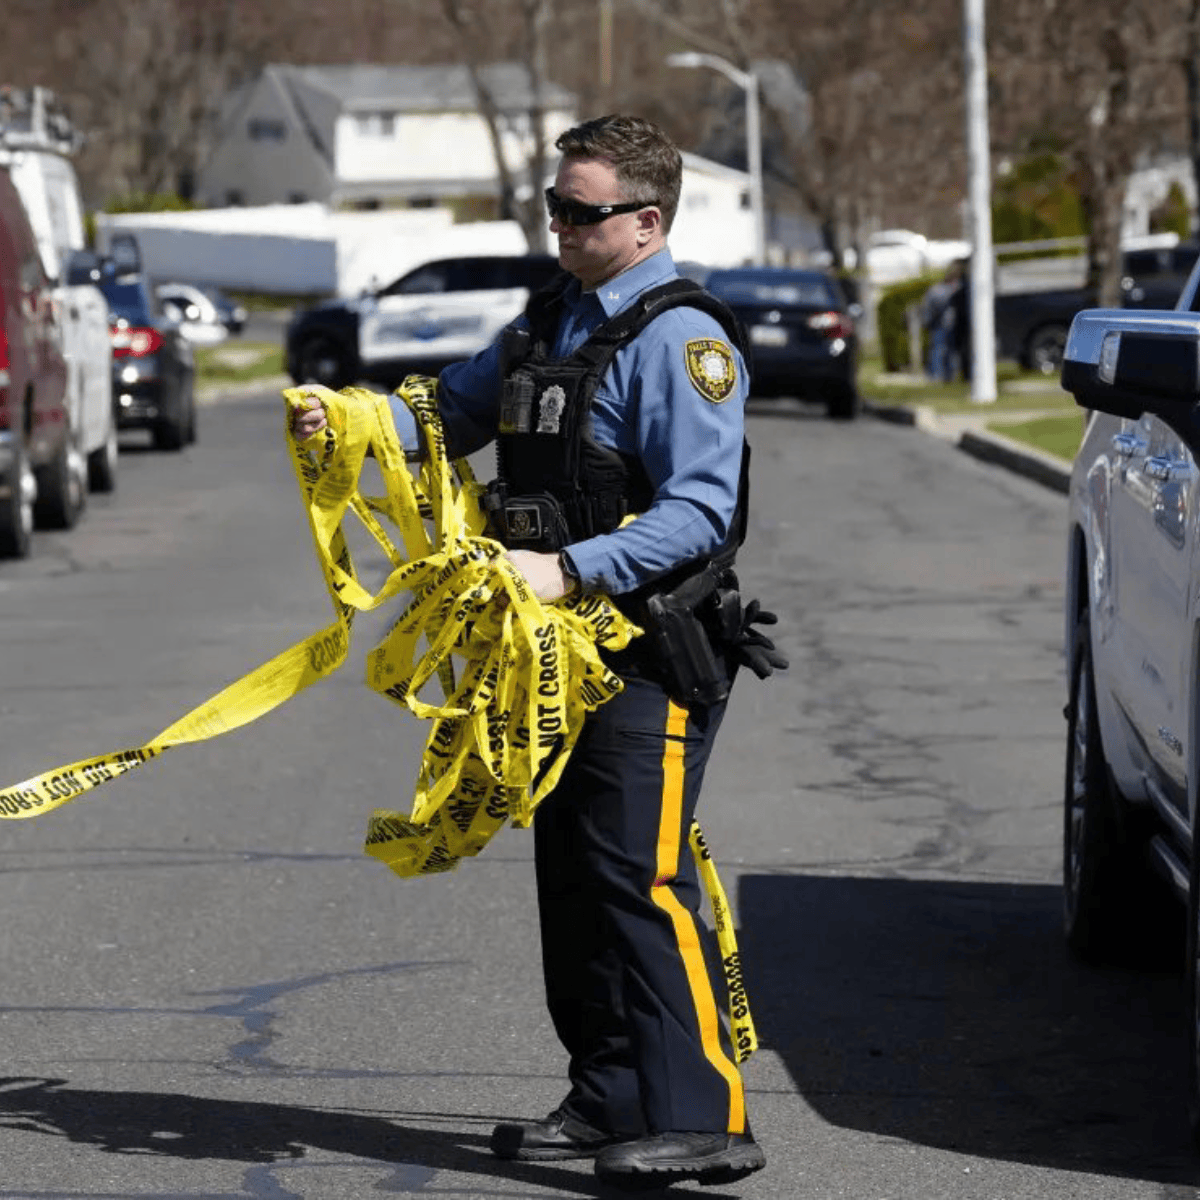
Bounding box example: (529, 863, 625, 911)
(988, 412, 1086, 463)
(858, 353, 1075, 415)
(858, 352, 1085, 461)
(195, 341, 285, 386)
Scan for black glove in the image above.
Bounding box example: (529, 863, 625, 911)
(732, 599, 789, 680)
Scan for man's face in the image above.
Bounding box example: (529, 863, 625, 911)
(549, 155, 655, 289)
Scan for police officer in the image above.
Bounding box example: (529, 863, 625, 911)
(292, 113, 782, 1189)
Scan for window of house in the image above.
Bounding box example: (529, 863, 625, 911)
(248, 118, 287, 142)
(225, 189, 245, 206)
(355, 112, 396, 137)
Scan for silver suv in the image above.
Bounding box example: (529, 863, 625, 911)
(1061, 267, 1200, 1145)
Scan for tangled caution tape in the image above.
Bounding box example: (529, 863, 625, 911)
(0, 376, 757, 1061)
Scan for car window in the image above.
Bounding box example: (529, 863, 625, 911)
(101, 278, 154, 323)
(1122, 250, 1163, 278)
(509, 258, 560, 289)
(385, 263, 449, 296)
(707, 273, 837, 308)
(1172, 246, 1200, 274)
(444, 260, 502, 291)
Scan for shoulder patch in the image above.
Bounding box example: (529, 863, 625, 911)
(684, 338, 737, 404)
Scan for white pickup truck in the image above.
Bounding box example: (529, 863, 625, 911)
(1060, 269, 1200, 1146)
(1, 88, 116, 518)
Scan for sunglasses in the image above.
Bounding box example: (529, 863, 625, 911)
(544, 187, 657, 227)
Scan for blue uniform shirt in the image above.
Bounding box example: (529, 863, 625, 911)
(388, 248, 748, 595)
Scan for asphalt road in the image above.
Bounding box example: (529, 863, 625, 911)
(1, 390, 1198, 1199)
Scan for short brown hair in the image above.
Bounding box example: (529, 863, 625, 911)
(555, 114, 683, 232)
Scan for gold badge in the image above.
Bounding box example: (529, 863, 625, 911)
(684, 339, 736, 403)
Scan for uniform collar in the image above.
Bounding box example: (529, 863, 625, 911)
(577, 249, 677, 318)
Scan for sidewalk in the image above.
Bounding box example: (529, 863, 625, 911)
(864, 395, 1073, 495)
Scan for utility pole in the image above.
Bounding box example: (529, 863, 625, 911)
(599, 0, 614, 106)
(964, 0, 997, 403)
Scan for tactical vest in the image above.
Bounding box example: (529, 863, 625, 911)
(486, 272, 753, 704)
(487, 273, 750, 564)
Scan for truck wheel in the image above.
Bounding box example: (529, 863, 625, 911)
(297, 335, 352, 390)
(0, 445, 34, 558)
(1187, 824, 1200, 1147)
(1025, 324, 1068, 376)
(33, 437, 85, 530)
(1062, 608, 1176, 963)
(87, 420, 118, 493)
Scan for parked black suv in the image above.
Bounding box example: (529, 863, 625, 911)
(285, 254, 561, 390)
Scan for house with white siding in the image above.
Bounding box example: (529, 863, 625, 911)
(196, 62, 578, 211)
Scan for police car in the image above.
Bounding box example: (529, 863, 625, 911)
(285, 254, 560, 390)
(1060, 260, 1200, 1145)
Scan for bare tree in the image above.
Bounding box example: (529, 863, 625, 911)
(629, 0, 967, 266)
(992, 0, 1188, 305)
(440, 0, 556, 252)
(1185, 0, 1200, 235)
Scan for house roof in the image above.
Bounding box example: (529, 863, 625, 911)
(273, 62, 575, 115)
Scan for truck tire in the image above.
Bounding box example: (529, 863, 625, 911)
(1187, 822, 1200, 1148)
(87, 419, 118, 493)
(1025, 323, 1068, 376)
(0, 444, 34, 558)
(1062, 608, 1176, 964)
(33, 436, 85, 530)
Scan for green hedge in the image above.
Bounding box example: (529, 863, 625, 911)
(877, 273, 941, 372)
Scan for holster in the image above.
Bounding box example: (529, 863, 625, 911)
(640, 566, 742, 707)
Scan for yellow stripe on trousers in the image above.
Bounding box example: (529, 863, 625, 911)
(650, 699, 745, 1135)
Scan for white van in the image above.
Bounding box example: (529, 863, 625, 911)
(2, 88, 116, 494)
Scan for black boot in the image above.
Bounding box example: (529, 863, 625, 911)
(594, 1130, 766, 1188)
(490, 1107, 628, 1161)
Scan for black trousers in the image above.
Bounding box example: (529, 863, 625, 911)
(532, 673, 746, 1136)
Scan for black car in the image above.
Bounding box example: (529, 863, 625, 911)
(698, 266, 860, 419)
(100, 270, 196, 450)
(285, 254, 561, 391)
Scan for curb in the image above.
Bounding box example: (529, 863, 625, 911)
(863, 399, 1071, 495)
(863, 399, 945, 437)
(957, 428, 1071, 494)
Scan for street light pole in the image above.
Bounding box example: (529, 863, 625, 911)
(666, 52, 766, 265)
(963, 0, 997, 403)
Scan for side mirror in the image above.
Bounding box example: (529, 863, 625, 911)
(1062, 308, 1200, 421)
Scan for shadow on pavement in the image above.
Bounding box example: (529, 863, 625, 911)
(737, 874, 1199, 1186)
(0, 1078, 738, 1198)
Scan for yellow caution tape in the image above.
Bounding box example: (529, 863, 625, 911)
(0, 374, 755, 1059)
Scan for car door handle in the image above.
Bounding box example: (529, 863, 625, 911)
(1145, 456, 1194, 482)
(1111, 432, 1147, 456)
